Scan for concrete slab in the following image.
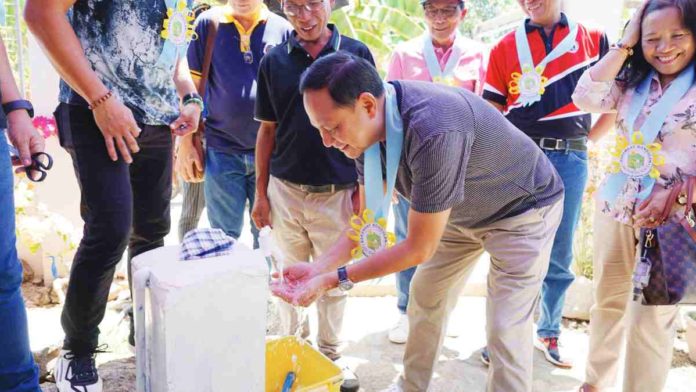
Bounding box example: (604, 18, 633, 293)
(36, 296, 695, 391)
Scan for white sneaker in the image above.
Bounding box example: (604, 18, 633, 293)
(334, 357, 360, 392)
(388, 314, 409, 344)
(54, 350, 103, 392)
(446, 322, 460, 338)
(379, 383, 404, 392)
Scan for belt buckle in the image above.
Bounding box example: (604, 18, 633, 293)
(299, 183, 334, 193)
(540, 137, 563, 150)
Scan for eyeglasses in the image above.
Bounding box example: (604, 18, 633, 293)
(423, 4, 463, 19)
(283, 0, 325, 17)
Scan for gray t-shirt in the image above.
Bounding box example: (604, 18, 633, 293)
(357, 80, 564, 228)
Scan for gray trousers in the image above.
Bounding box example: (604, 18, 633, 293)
(177, 179, 206, 242)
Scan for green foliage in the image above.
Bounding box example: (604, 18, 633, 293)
(1, 0, 30, 96)
(331, 1, 425, 69)
(572, 134, 617, 280)
(460, 0, 518, 38)
(330, 0, 519, 70)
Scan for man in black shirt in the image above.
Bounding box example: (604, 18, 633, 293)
(252, 1, 374, 390)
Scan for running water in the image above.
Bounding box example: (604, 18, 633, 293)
(259, 226, 285, 283)
(260, 226, 309, 344)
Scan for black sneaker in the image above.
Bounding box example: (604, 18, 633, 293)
(54, 350, 103, 392)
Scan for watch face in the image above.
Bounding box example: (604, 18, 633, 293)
(339, 280, 354, 291)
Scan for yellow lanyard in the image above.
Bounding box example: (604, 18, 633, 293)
(224, 4, 269, 56)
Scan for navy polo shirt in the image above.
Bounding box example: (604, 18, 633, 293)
(188, 7, 292, 154)
(255, 25, 375, 186)
(484, 14, 609, 139)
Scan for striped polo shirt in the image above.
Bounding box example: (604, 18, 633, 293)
(483, 13, 608, 139)
(357, 80, 564, 228)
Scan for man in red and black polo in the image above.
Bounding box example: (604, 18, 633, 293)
(483, 0, 612, 369)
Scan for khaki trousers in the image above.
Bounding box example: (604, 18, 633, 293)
(268, 176, 354, 360)
(399, 199, 563, 392)
(585, 205, 678, 391)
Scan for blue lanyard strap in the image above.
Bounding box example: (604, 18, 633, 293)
(422, 33, 462, 82)
(626, 66, 695, 144)
(600, 64, 695, 205)
(514, 18, 578, 73)
(364, 82, 404, 219)
(158, 0, 194, 67)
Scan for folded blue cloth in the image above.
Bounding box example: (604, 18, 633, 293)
(180, 228, 236, 260)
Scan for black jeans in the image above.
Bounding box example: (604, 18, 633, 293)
(55, 103, 172, 354)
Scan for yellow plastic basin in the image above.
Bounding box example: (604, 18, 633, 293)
(266, 336, 343, 392)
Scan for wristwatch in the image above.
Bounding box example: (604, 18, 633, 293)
(337, 266, 354, 292)
(2, 99, 34, 118)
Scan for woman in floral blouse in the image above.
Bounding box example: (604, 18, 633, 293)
(572, 0, 696, 391)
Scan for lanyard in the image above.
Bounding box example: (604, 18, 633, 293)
(422, 32, 462, 84)
(159, 0, 195, 67)
(510, 17, 578, 106)
(363, 82, 404, 219)
(600, 64, 695, 204)
(626, 66, 694, 145)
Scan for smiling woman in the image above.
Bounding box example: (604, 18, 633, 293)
(622, 0, 696, 87)
(571, 0, 696, 390)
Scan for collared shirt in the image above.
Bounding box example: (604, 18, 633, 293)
(255, 25, 375, 186)
(386, 34, 487, 94)
(356, 81, 564, 228)
(188, 6, 292, 154)
(573, 71, 696, 225)
(484, 13, 609, 139)
(59, 0, 194, 126)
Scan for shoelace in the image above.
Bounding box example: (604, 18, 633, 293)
(64, 345, 109, 386)
(64, 353, 98, 385)
(546, 337, 559, 351)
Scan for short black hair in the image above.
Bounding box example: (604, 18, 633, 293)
(299, 52, 384, 108)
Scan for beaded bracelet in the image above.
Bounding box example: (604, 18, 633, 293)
(88, 90, 113, 110)
(610, 42, 634, 57)
(183, 97, 205, 112)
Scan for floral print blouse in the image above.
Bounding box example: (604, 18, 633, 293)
(573, 70, 696, 224)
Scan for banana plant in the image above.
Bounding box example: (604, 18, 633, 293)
(330, 0, 426, 70)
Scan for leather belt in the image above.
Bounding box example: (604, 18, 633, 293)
(532, 137, 587, 151)
(281, 179, 355, 193)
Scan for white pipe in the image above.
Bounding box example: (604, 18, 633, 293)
(133, 267, 152, 392)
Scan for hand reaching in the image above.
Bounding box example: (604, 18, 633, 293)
(270, 263, 333, 307)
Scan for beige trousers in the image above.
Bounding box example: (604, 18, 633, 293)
(585, 205, 678, 391)
(268, 176, 354, 360)
(399, 199, 563, 392)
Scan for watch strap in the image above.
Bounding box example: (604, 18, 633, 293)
(3, 99, 34, 118)
(337, 266, 349, 283)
